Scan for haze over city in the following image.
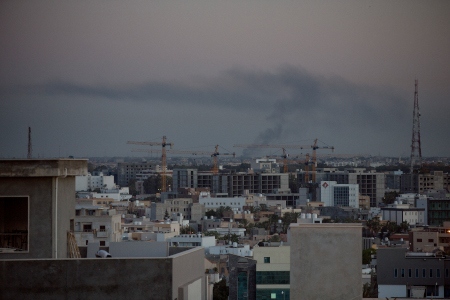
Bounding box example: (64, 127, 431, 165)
(1, 1, 449, 158)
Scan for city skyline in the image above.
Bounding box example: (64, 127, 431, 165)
(1, 1, 449, 158)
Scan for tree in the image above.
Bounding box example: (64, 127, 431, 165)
(383, 191, 399, 205)
(203, 231, 220, 239)
(213, 278, 229, 300)
(362, 248, 376, 264)
(180, 225, 196, 234)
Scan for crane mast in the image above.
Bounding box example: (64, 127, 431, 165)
(127, 136, 173, 192)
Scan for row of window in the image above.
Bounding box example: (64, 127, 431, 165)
(394, 268, 446, 278)
(256, 271, 290, 285)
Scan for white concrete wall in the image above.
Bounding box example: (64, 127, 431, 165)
(378, 284, 406, 298)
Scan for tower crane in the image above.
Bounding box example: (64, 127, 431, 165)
(127, 136, 173, 192)
(131, 145, 235, 175)
(310, 139, 334, 183)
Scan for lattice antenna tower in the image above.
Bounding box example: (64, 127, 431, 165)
(410, 79, 422, 174)
(27, 126, 32, 159)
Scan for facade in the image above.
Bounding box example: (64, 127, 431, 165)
(74, 206, 122, 247)
(75, 173, 115, 191)
(228, 254, 257, 300)
(172, 169, 198, 190)
(117, 162, 154, 187)
(297, 168, 385, 207)
(250, 158, 280, 173)
(209, 243, 253, 257)
(378, 247, 449, 298)
(381, 203, 425, 226)
(319, 181, 359, 208)
(288, 223, 362, 300)
(0, 159, 87, 259)
(409, 222, 450, 253)
(401, 171, 450, 194)
(416, 191, 450, 226)
(197, 172, 289, 197)
(151, 198, 205, 223)
(1, 247, 206, 300)
(253, 245, 290, 300)
(199, 196, 246, 212)
(168, 234, 216, 253)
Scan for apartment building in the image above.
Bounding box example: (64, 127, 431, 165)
(74, 206, 122, 247)
(117, 162, 155, 187)
(150, 198, 205, 223)
(75, 172, 115, 191)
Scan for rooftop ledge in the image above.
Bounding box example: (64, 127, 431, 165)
(0, 159, 88, 177)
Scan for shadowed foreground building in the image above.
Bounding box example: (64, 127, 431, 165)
(289, 223, 362, 300)
(0, 159, 205, 300)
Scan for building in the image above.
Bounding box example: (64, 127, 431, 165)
(117, 162, 155, 187)
(172, 168, 198, 190)
(298, 168, 385, 207)
(401, 171, 450, 194)
(381, 202, 425, 226)
(74, 205, 122, 247)
(288, 223, 362, 299)
(377, 247, 449, 298)
(320, 181, 359, 208)
(253, 244, 290, 299)
(0, 159, 207, 299)
(75, 172, 115, 191)
(199, 196, 247, 212)
(416, 190, 450, 226)
(151, 198, 205, 223)
(168, 233, 216, 253)
(227, 254, 257, 300)
(196, 172, 289, 197)
(0, 159, 87, 258)
(409, 222, 450, 253)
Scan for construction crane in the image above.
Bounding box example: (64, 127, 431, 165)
(132, 145, 235, 175)
(127, 136, 173, 192)
(310, 138, 334, 183)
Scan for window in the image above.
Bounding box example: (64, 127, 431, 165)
(430, 269, 433, 277)
(437, 269, 441, 278)
(417, 238, 423, 242)
(394, 269, 398, 278)
(423, 268, 426, 278)
(401, 269, 405, 277)
(415, 269, 419, 278)
(408, 269, 412, 278)
(264, 257, 271, 263)
(100, 241, 105, 246)
(0, 196, 29, 252)
(428, 239, 434, 243)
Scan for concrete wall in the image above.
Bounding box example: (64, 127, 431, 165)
(0, 159, 87, 259)
(289, 223, 362, 300)
(172, 247, 206, 300)
(0, 247, 205, 300)
(108, 241, 169, 257)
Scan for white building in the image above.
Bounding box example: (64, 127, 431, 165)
(320, 181, 359, 208)
(381, 202, 425, 226)
(77, 187, 132, 201)
(75, 173, 116, 191)
(209, 243, 253, 256)
(207, 227, 246, 237)
(168, 234, 216, 253)
(199, 196, 247, 212)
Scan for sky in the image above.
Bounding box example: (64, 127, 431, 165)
(1, 1, 449, 159)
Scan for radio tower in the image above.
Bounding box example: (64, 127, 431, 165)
(410, 79, 422, 174)
(27, 127, 32, 159)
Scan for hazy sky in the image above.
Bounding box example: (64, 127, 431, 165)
(1, 1, 449, 158)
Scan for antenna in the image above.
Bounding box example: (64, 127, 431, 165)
(410, 79, 422, 174)
(27, 127, 32, 159)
